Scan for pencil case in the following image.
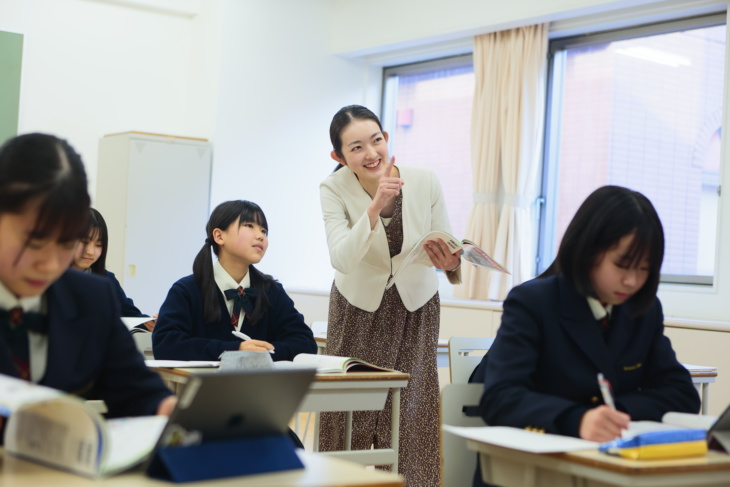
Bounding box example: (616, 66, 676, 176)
(599, 429, 708, 460)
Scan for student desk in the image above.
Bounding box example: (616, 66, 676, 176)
(0, 449, 404, 487)
(314, 337, 449, 367)
(151, 367, 410, 472)
(466, 439, 730, 487)
(685, 364, 718, 415)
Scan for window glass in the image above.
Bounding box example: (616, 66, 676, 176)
(540, 19, 726, 284)
(382, 56, 475, 239)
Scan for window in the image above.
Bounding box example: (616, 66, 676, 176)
(381, 13, 726, 288)
(381, 55, 474, 240)
(539, 15, 726, 285)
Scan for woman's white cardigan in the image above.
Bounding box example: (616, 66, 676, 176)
(320, 165, 460, 312)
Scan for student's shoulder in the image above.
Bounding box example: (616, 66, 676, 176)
(321, 166, 357, 191)
(252, 271, 292, 301)
(60, 268, 112, 289)
(170, 274, 197, 291)
(507, 274, 563, 303)
(52, 270, 116, 303)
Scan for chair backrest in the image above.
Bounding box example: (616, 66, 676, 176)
(310, 321, 327, 338)
(441, 383, 485, 487)
(131, 331, 153, 358)
(448, 336, 495, 384)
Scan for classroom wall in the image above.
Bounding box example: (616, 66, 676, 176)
(209, 0, 382, 291)
(0, 0, 219, 196)
(327, 0, 667, 56)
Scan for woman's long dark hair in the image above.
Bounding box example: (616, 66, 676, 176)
(329, 105, 384, 172)
(0, 133, 90, 247)
(540, 185, 664, 316)
(192, 200, 273, 325)
(83, 208, 109, 275)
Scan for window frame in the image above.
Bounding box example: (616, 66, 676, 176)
(538, 12, 727, 286)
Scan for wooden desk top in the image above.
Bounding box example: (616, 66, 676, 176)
(562, 449, 730, 476)
(0, 450, 403, 487)
(152, 367, 410, 383)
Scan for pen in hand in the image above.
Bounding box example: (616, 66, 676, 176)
(232, 330, 274, 354)
(597, 372, 616, 409)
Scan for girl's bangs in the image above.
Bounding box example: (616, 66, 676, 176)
(625, 224, 660, 270)
(239, 205, 268, 231)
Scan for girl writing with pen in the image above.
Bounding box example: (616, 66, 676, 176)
(470, 185, 700, 486)
(152, 200, 317, 362)
(71, 208, 156, 332)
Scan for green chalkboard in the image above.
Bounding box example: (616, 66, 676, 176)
(0, 31, 23, 145)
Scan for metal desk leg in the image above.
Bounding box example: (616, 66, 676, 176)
(344, 411, 353, 450)
(702, 383, 709, 415)
(391, 388, 400, 473)
(313, 412, 320, 451)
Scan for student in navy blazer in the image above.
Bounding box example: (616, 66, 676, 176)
(0, 133, 174, 421)
(153, 200, 316, 362)
(72, 208, 155, 330)
(470, 186, 699, 487)
(1, 270, 172, 417)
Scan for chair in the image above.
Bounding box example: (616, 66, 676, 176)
(441, 383, 485, 487)
(131, 331, 154, 359)
(448, 336, 495, 384)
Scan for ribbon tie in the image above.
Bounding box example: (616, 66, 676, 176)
(224, 287, 257, 327)
(0, 307, 48, 380)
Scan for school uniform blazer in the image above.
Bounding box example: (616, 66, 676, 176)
(152, 274, 317, 361)
(320, 165, 460, 312)
(471, 274, 700, 437)
(0, 270, 172, 418)
(104, 270, 147, 317)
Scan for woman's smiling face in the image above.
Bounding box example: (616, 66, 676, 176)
(334, 119, 390, 186)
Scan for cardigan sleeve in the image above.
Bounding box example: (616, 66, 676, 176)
(426, 169, 461, 285)
(320, 178, 383, 274)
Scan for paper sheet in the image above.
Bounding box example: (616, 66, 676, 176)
(443, 425, 599, 453)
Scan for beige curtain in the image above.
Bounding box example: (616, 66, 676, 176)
(454, 24, 548, 301)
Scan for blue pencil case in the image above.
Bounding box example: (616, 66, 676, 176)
(599, 429, 708, 460)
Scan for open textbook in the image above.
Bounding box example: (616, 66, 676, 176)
(0, 374, 167, 478)
(386, 231, 509, 288)
(274, 353, 393, 373)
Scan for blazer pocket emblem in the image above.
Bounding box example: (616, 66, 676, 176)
(623, 362, 642, 371)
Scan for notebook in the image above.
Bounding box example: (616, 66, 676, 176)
(158, 368, 315, 446)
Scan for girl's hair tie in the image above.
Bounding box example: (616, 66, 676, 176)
(205, 237, 214, 245)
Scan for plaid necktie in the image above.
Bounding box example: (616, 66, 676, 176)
(223, 287, 257, 328)
(0, 307, 47, 381)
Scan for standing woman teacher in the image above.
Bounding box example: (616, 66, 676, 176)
(319, 105, 461, 487)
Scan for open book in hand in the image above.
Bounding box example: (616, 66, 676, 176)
(276, 353, 393, 373)
(386, 231, 509, 288)
(0, 373, 167, 478)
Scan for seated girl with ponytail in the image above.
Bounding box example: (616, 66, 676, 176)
(152, 200, 317, 361)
